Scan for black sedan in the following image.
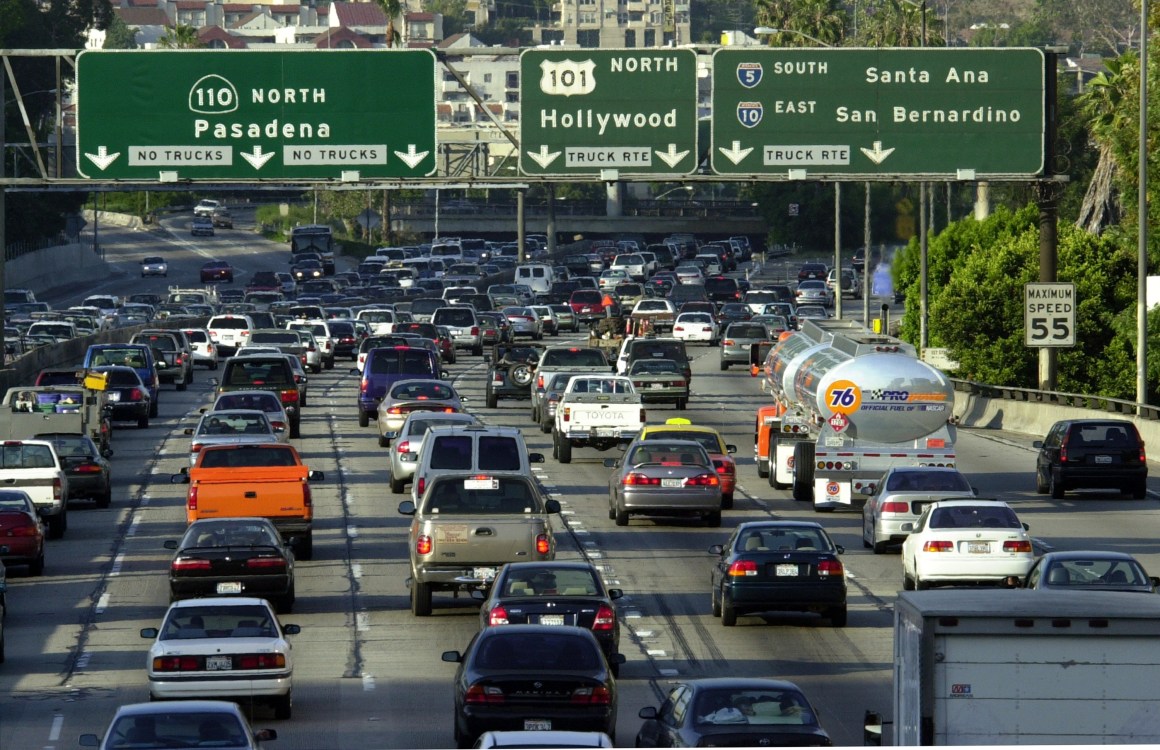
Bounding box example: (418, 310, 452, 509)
(442, 625, 620, 748)
(200, 260, 234, 283)
(164, 517, 295, 613)
(476, 562, 624, 674)
(34, 433, 113, 508)
(636, 678, 832, 747)
(89, 365, 152, 429)
(1017, 550, 1159, 592)
(291, 258, 325, 282)
(709, 521, 847, 627)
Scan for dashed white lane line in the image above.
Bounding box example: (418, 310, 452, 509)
(356, 612, 370, 632)
(95, 593, 111, 614)
(127, 514, 142, 537)
(362, 674, 376, 691)
(346, 525, 359, 540)
(351, 563, 363, 580)
(48, 713, 64, 741)
(110, 553, 125, 576)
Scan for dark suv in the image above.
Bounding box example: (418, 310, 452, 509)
(129, 330, 193, 391)
(1034, 419, 1148, 499)
(214, 355, 302, 438)
(484, 343, 546, 409)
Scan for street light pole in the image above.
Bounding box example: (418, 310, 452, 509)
(1138, 0, 1150, 410)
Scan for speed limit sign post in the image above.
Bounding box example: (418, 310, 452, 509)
(1024, 282, 1076, 347)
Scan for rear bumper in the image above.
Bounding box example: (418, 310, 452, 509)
(725, 581, 846, 614)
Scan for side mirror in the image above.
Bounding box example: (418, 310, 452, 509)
(528, 452, 545, 464)
(545, 499, 561, 514)
(254, 729, 278, 742)
(101, 448, 114, 459)
(864, 710, 883, 746)
(441, 650, 463, 663)
(483, 354, 492, 363)
(441, 370, 450, 379)
(1022, 522, 1030, 531)
(140, 627, 159, 639)
(459, 396, 469, 404)
(708, 544, 725, 555)
(1000, 576, 1021, 589)
(282, 624, 301, 635)
(171, 473, 190, 485)
(349, 368, 359, 375)
(398, 500, 416, 516)
(638, 706, 658, 720)
(1032, 440, 1044, 449)
(608, 588, 624, 600)
(79, 735, 100, 747)
(603, 458, 620, 468)
(208, 378, 219, 387)
(725, 444, 737, 454)
(307, 470, 325, 481)
(835, 544, 845, 554)
(163, 540, 178, 550)
(183, 428, 194, 436)
(900, 522, 913, 532)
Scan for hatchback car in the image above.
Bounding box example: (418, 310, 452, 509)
(606, 439, 723, 527)
(442, 625, 620, 747)
(200, 260, 233, 282)
(164, 517, 295, 613)
(375, 379, 465, 447)
(861, 466, 976, 554)
(0, 490, 45, 575)
(709, 521, 847, 627)
(636, 678, 831, 748)
(477, 561, 623, 674)
(1018, 550, 1159, 593)
(900, 499, 1034, 590)
(140, 597, 301, 718)
(1034, 419, 1148, 499)
(79, 700, 277, 750)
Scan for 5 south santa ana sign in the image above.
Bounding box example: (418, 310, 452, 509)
(711, 48, 1045, 178)
(76, 50, 437, 180)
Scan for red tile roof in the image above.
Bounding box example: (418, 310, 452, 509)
(114, 6, 170, 24)
(311, 27, 374, 47)
(198, 25, 248, 47)
(174, 1, 207, 10)
(331, 1, 387, 25)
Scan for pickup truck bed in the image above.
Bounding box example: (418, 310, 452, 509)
(553, 375, 644, 464)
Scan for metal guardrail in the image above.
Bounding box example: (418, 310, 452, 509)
(949, 378, 1160, 421)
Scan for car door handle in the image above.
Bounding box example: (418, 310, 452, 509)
(473, 527, 494, 536)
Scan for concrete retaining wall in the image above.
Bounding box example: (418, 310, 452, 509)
(953, 390, 1160, 446)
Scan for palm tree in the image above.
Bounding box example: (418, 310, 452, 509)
(373, 0, 403, 47)
(755, 0, 846, 46)
(1076, 56, 1135, 233)
(157, 24, 201, 48)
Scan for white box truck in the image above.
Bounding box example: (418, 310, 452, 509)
(866, 589, 1160, 745)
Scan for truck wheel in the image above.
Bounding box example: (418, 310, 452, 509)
(721, 492, 733, 510)
(704, 510, 721, 527)
(486, 391, 498, 409)
(757, 460, 769, 479)
(721, 592, 737, 627)
(540, 418, 552, 434)
(273, 692, 292, 720)
(138, 415, 150, 429)
(1049, 470, 1065, 499)
(557, 434, 572, 464)
(791, 441, 815, 502)
(296, 533, 313, 561)
(358, 411, 370, 428)
(48, 511, 66, 540)
(829, 606, 848, 627)
(411, 580, 432, 617)
(509, 364, 534, 387)
(390, 472, 406, 494)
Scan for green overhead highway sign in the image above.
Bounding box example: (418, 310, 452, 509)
(76, 49, 437, 180)
(519, 49, 698, 177)
(711, 47, 1045, 178)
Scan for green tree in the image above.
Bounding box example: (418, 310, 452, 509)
(372, 0, 403, 46)
(102, 14, 139, 49)
(157, 23, 201, 48)
(854, 0, 944, 47)
(755, 0, 846, 45)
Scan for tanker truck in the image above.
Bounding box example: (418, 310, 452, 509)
(758, 318, 955, 510)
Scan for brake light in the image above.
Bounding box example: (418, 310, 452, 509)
(923, 540, 953, 552)
(387, 407, 406, 415)
(303, 483, 313, 509)
(6, 522, 39, 537)
(417, 477, 426, 496)
(728, 560, 758, 576)
(246, 556, 287, 569)
(536, 533, 551, 555)
(818, 559, 844, 577)
(465, 684, 505, 704)
(129, 388, 143, 401)
(537, 374, 545, 389)
(270, 421, 286, 432)
(723, 339, 735, 346)
(563, 407, 570, 422)
(281, 389, 299, 405)
(52, 477, 62, 501)
(687, 473, 720, 486)
(623, 472, 659, 486)
(172, 558, 212, 571)
(571, 686, 612, 705)
(74, 463, 103, 473)
(880, 501, 910, 513)
(712, 459, 734, 476)
(488, 605, 509, 626)
(396, 440, 411, 455)
(188, 485, 198, 512)
(153, 656, 201, 672)
(593, 603, 616, 631)
(416, 534, 432, 555)
(235, 654, 287, 669)
(1003, 540, 1033, 553)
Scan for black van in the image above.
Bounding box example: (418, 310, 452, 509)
(619, 337, 692, 383)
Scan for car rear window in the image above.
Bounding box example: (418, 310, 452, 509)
(886, 471, 971, 493)
(423, 476, 538, 514)
(571, 290, 602, 304)
(728, 324, 769, 339)
(434, 308, 475, 326)
(541, 348, 607, 367)
(0, 443, 55, 468)
(367, 349, 436, 376)
(474, 632, 600, 670)
(478, 436, 521, 471)
(198, 445, 297, 468)
(629, 341, 688, 363)
(1067, 423, 1140, 448)
(929, 505, 1020, 529)
(224, 360, 292, 387)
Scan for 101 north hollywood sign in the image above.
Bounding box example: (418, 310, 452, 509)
(75, 49, 437, 180)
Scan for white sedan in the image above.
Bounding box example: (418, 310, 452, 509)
(900, 499, 1034, 590)
(140, 597, 300, 718)
(672, 312, 718, 345)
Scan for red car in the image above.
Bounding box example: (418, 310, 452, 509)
(434, 326, 457, 364)
(200, 260, 234, 283)
(0, 490, 45, 575)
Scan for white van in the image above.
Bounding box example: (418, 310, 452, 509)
(514, 263, 553, 300)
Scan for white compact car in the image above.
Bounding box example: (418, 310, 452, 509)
(672, 312, 718, 345)
(900, 499, 1034, 590)
(140, 597, 300, 718)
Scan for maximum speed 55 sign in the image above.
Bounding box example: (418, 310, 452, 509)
(1024, 282, 1076, 347)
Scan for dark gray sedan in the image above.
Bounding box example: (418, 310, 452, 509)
(605, 439, 723, 527)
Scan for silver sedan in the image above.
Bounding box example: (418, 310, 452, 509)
(606, 438, 723, 528)
(185, 409, 285, 465)
(375, 379, 466, 447)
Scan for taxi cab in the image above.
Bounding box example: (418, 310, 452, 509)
(637, 418, 738, 509)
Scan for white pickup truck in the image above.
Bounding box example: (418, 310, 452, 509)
(552, 375, 644, 464)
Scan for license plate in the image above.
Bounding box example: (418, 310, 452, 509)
(205, 655, 232, 671)
(525, 720, 551, 731)
(661, 478, 683, 488)
(649, 383, 664, 389)
(473, 567, 497, 581)
(776, 563, 799, 577)
(106, 392, 120, 402)
(1094, 455, 1112, 464)
(539, 614, 565, 626)
(595, 427, 614, 437)
(967, 542, 990, 554)
(216, 582, 242, 594)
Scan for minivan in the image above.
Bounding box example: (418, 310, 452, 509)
(514, 264, 553, 300)
(410, 424, 545, 502)
(356, 346, 444, 427)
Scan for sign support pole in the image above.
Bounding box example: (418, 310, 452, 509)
(1038, 48, 1062, 391)
(0, 61, 7, 365)
(834, 182, 842, 319)
(863, 182, 871, 326)
(517, 189, 526, 264)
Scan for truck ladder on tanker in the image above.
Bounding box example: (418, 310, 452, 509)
(759, 319, 955, 511)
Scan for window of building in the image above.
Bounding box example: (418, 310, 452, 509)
(624, 29, 636, 46)
(579, 10, 597, 23)
(483, 73, 492, 83)
(644, 28, 655, 45)
(505, 91, 519, 103)
(506, 71, 519, 88)
(577, 29, 600, 47)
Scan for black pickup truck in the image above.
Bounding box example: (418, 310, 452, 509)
(483, 343, 546, 409)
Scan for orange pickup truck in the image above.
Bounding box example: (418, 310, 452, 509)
(172, 443, 324, 560)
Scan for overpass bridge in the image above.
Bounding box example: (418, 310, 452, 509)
(388, 198, 768, 240)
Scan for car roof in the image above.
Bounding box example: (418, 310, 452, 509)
(925, 498, 1011, 509)
(169, 596, 270, 608)
(112, 700, 245, 718)
(736, 520, 826, 533)
(681, 677, 804, 691)
(501, 561, 600, 573)
(1040, 550, 1141, 563)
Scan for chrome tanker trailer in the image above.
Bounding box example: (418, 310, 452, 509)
(760, 319, 956, 510)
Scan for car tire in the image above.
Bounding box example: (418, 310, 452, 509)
(273, 692, 292, 720)
(721, 592, 737, 627)
(532, 405, 540, 423)
(48, 511, 66, 540)
(289, 422, 301, 440)
(137, 414, 149, 429)
(411, 579, 432, 617)
(608, 503, 616, 520)
(486, 391, 498, 409)
(556, 433, 572, 464)
(915, 569, 930, 590)
(358, 411, 369, 428)
(311, 364, 322, 374)
(1049, 470, 1065, 499)
(324, 357, 335, 370)
(149, 399, 158, 418)
(705, 510, 722, 527)
(29, 552, 44, 576)
(676, 398, 687, 411)
(540, 418, 552, 434)
(472, 345, 483, 356)
(829, 606, 848, 627)
(97, 487, 112, 509)
(615, 507, 629, 526)
(209, 360, 217, 371)
(1134, 479, 1148, 499)
(389, 473, 406, 494)
(296, 533, 313, 561)
(378, 433, 389, 448)
(873, 538, 888, 555)
(276, 590, 294, 615)
(1035, 467, 1049, 494)
(720, 360, 728, 371)
(721, 492, 733, 510)
(300, 393, 308, 407)
(453, 720, 471, 750)
(711, 587, 722, 617)
(903, 570, 915, 590)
